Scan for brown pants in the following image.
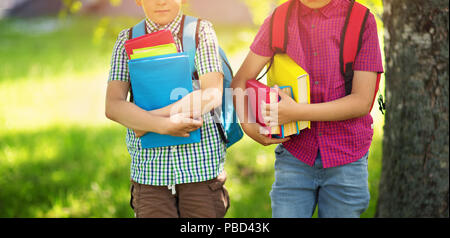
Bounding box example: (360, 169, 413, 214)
(130, 172, 230, 218)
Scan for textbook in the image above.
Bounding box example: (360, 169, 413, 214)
(124, 29, 175, 59)
(130, 43, 178, 60)
(128, 52, 200, 148)
(267, 53, 311, 132)
(246, 79, 298, 138)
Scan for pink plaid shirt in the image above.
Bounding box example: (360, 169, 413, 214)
(250, 0, 383, 168)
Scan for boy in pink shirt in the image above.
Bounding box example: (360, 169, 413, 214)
(231, 0, 383, 217)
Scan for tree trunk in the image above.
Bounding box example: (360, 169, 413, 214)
(376, 0, 449, 217)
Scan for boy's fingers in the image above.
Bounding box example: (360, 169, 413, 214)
(170, 113, 183, 123)
(192, 111, 202, 119)
(263, 115, 279, 126)
(190, 118, 203, 127)
(269, 122, 279, 127)
(262, 103, 278, 112)
(193, 117, 203, 123)
(270, 103, 278, 111)
(172, 112, 200, 124)
(267, 137, 291, 144)
(173, 113, 203, 125)
(262, 116, 272, 125)
(188, 124, 200, 132)
(278, 88, 289, 99)
(257, 125, 270, 135)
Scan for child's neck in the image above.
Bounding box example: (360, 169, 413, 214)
(299, 0, 332, 9)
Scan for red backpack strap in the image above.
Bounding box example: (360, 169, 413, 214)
(340, 0, 370, 95)
(256, 0, 295, 81)
(373, 73, 383, 112)
(270, 0, 296, 53)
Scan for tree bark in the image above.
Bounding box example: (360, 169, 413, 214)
(377, 0, 449, 217)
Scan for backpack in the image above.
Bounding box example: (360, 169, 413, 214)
(128, 15, 244, 148)
(265, 0, 385, 113)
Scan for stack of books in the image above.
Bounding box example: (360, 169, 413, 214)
(267, 53, 311, 138)
(125, 29, 177, 59)
(246, 53, 311, 139)
(125, 30, 201, 148)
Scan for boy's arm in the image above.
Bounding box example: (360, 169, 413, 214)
(230, 51, 290, 146)
(106, 29, 202, 137)
(148, 72, 223, 119)
(300, 70, 377, 120)
(146, 20, 224, 119)
(105, 80, 203, 137)
(263, 13, 383, 125)
(105, 80, 166, 133)
(262, 71, 377, 126)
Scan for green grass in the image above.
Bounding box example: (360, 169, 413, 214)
(0, 125, 382, 218)
(0, 16, 384, 218)
(0, 126, 133, 218)
(0, 16, 137, 83)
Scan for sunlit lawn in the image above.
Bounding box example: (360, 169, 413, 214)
(0, 16, 383, 218)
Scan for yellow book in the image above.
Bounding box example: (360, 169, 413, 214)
(130, 43, 178, 60)
(267, 53, 311, 132)
(279, 87, 299, 136)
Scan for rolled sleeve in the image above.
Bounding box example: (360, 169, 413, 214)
(250, 15, 275, 57)
(195, 20, 223, 76)
(108, 29, 130, 82)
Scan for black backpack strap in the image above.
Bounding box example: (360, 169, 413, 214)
(128, 27, 134, 103)
(340, 0, 370, 95)
(127, 20, 149, 103)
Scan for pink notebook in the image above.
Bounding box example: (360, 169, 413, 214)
(245, 79, 280, 138)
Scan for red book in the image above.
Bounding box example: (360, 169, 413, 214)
(124, 29, 176, 59)
(245, 79, 280, 138)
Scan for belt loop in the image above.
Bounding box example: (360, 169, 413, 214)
(168, 185, 176, 195)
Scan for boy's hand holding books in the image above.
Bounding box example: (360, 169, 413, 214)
(134, 113, 203, 138)
(241, 123, 291, 146)
(261, 85, 298, 127)
(164, 113, 203, 138)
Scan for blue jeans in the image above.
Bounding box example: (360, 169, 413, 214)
(270, 144, 370, 218)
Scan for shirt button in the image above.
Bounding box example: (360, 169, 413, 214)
(312, 24, 315, 28)
(318, 132, 322, 137)
(313, 52, 318, 56)
(315, 81, 319, 85)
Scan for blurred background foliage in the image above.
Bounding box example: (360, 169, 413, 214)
(0, 0, 383, 218)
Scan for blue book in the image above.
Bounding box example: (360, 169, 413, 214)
(128, 52, 201, 148)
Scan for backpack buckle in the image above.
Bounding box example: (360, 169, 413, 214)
(377, 94, 386, 114)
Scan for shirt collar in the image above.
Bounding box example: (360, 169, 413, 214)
(145, 11, 183, 34)
(298, 0, 337, 19)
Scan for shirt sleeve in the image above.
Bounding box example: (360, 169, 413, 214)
(250, 15, 275, 57)
(353, 13, 384, 73)
(195, 20, 223, 76)
(108, 29, 130, 82)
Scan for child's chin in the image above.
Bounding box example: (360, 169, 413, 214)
(151, 16, 175, 25)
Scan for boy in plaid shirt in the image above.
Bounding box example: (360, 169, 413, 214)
(105, 0, 229, 218)
(232, 0, 383, 217)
